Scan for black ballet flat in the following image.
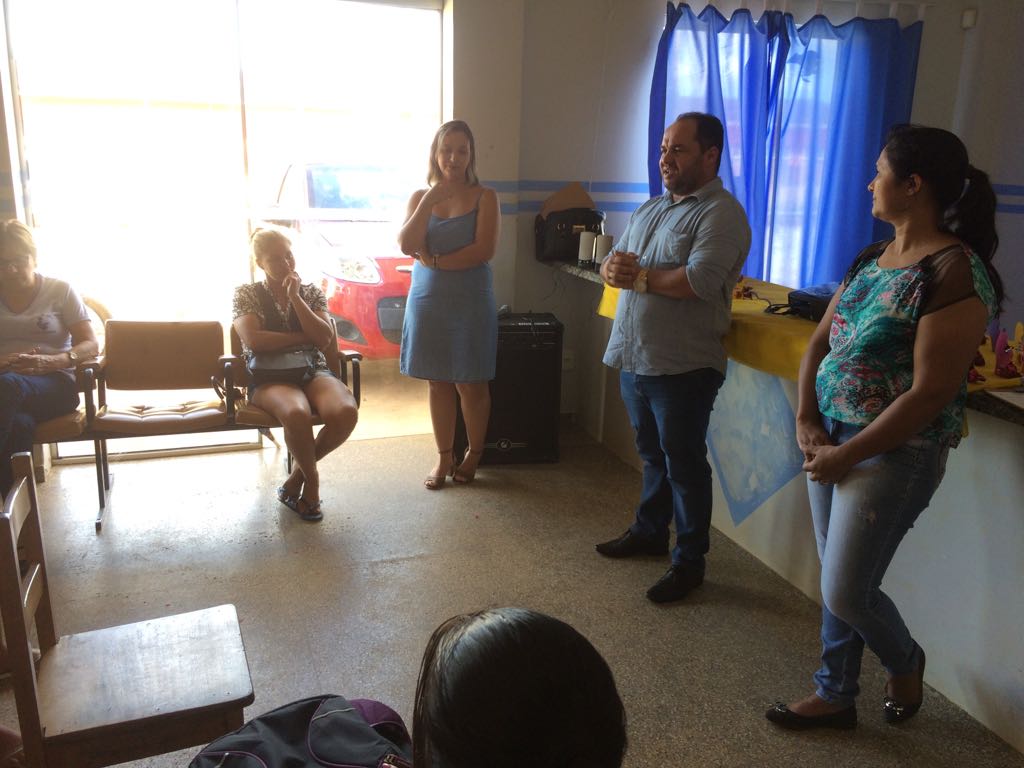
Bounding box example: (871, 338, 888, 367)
(883, 648, 926, 724)
(765, 701, 857, 731)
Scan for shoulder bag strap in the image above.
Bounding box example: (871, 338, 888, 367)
(255, 282, 303, 333)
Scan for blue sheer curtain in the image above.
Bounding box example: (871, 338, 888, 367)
(650, 3, 922, 287)
(650, 5, 773, 276)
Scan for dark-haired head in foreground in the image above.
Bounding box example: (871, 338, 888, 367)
(413, 607, 627, 768)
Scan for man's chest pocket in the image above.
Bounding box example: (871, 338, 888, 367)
(649, 226, 693, 269)
(34, 312, 60, 334)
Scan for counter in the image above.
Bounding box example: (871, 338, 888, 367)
(556, 262, 1024, 414)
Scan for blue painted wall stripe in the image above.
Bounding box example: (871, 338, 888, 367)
(517, 180, 573, 192)
(483, 179, 652, 198)
(514, 199, 642, 215)
(589, 181, 649, 194)
(487, 180, 519, 193)
(502, 179, 1024, 197)
(997, 203, 1024, 214)
(515, 179, 650, 195)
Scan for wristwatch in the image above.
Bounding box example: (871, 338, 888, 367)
(67, 349, 79, 365)
(633, 268, 649, 294)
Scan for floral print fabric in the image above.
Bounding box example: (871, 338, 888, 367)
(816, 241, 996, 446)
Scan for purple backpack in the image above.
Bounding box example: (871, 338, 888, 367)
(189, 694, 412, 768)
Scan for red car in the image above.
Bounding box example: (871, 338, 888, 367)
(259, 163, 415, 359)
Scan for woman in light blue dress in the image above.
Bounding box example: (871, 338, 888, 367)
(398, 121, 499, 490)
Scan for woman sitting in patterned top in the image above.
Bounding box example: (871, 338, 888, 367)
(766, 125, 1004, 731)
(233, 228, 358, 522)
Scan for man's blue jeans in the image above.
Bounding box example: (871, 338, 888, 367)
(1, 371, 80, 495)
(809, 417, 947, 705)
(620, 368, 724, 566)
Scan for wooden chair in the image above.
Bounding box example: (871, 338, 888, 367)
(0, 453, 254, 768)
(224, 320, 362, 470)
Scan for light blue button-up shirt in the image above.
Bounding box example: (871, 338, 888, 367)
(603, 177, 751, 376)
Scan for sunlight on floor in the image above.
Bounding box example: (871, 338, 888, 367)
(351, 359, 432, 441)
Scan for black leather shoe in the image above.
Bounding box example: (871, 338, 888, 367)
(765, 701, 857, 730)
(595, 530, 668, 558)
(645, 562, 704, 603)
(883, 647, 926, 724)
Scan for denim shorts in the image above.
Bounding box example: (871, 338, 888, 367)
(247, 368, 339, 400)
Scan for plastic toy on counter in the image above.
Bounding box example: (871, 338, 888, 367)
(993, 328, 1021, 378)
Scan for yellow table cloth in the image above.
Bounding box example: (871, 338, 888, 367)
(597, 284, 619, 319)
(724, 278, 812, 381)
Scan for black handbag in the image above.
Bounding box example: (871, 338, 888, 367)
(189, 694, 412, 768)
(248, 346, 317, 386)
(247, 282, 318, 386)
(534, 208, 605, 263)
(786, 283, 839, 321)
(764, 282, 839, 322)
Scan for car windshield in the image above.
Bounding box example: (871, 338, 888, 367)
(307, 164, 409, 220)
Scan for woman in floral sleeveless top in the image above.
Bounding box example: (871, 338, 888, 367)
(767, 126, 1004, 731)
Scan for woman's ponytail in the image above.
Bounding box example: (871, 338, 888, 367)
(884, 124, 1005, 314)
(947, 165, 1003, 312)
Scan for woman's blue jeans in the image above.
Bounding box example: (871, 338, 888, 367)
(1, 371, 80, 495)
(809, 417, 948, 705)
(620, 368, 724, 566)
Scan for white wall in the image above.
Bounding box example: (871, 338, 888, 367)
(451, 0, 525, 312)
(886, 410, 1024, 749)
(952, 0, 1024, 324)
(515, 0, 666, 437)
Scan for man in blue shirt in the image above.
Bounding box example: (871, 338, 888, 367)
(596, 113, 751, 603)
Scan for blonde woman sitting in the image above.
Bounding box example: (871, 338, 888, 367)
(233, 229, 358, 522)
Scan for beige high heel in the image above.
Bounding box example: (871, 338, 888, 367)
(452, 448, 484, 485)
(424, 449, 453, 490)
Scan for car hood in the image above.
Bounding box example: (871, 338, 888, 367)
(311, 219, 406, 258)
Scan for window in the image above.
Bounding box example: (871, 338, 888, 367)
(4, 0, 443, 453)
(8, 0, 439, 331)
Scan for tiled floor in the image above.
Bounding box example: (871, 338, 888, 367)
(2, 421, 1021, 767)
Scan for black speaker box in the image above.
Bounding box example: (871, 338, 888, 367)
(454, 312, 563, 464)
